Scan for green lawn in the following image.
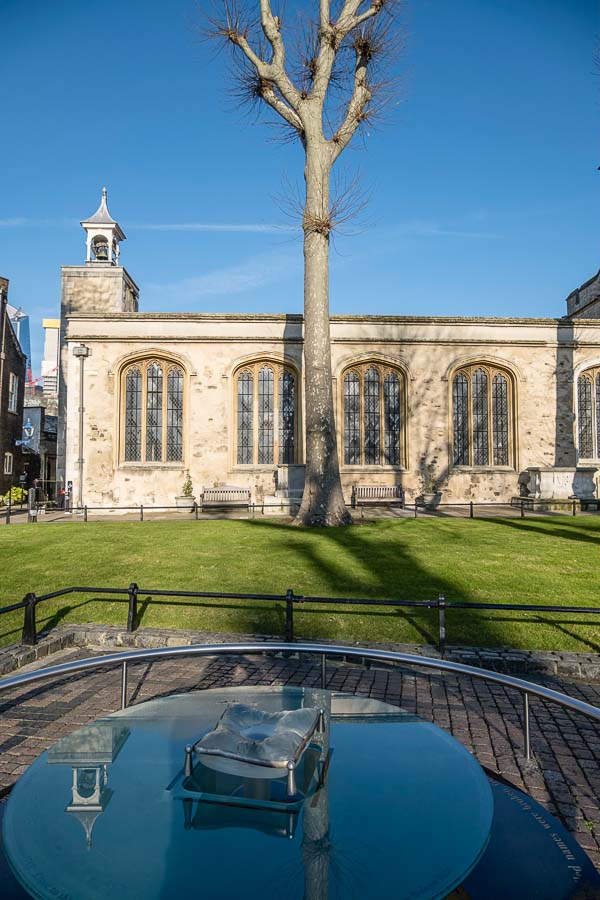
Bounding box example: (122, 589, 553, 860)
(1, 517, 599, 652)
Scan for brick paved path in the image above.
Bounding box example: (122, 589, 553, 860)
(1, 648, 600, 870)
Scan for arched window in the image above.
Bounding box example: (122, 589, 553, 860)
(121, 359, 184, 464)
(452, 364, 513, 467)
(235, 362, 297, 465)
(577, 367, 600, 459)
(342, 363, 405, 466)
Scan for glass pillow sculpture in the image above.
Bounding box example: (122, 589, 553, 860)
(194, 703, 320, 770)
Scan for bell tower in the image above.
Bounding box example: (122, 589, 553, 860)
(81, 187, 126, 265)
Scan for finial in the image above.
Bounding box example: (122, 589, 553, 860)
(102, 187, 107, 202)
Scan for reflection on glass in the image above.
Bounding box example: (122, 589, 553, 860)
(48, 721, 129, 848)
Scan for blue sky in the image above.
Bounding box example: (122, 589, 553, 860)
(1, 0, 597, 376)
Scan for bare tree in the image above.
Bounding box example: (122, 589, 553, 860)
(206, 0, 402, 526)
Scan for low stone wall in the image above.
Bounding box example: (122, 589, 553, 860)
(1, 624, 599, 681)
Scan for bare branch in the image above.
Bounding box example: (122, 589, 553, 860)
(275, 168, 368, 236)
(330, 45, 371, 159)
(337, 0, 399, 35)
(257, 0, 305, 113)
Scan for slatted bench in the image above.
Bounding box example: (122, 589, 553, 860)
(351, 485, 405, 509)
(200, 488, 251, 510)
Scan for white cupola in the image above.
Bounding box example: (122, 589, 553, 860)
(81, 187, 126, 265)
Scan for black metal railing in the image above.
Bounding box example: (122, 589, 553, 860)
(8, 496, 600, 525)
(2, 642, 600, 765)
(2, 583, 600, 656)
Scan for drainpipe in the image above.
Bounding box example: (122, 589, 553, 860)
(72, 344, 90, 509)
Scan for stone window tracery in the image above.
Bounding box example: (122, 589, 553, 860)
(235, 362, 297, 465)
(121, 359, 184, 464)
(342, 363, 405, 466)
(577, 368, 600, 459)
(451, 364, 513, 467)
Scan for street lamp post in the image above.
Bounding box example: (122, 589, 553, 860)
(72, 344, 90, 510)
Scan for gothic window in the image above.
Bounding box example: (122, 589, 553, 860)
(121, 359, 185, 464)
(235, 362, 297, 465)
(452, 365, 513, 467)
(279, 371, 295, 465)
(342, 363, 405, 466)
(576, 368, 600, 459)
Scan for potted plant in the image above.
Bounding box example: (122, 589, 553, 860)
(418, 458, 442, 509)
(175, 471, 196, 509)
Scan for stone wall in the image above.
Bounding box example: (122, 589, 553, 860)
(566, 269, 600, 319)
(0, 281, 26, 494)
(59, 311, 600, 508)
(57, 265, 140, 492)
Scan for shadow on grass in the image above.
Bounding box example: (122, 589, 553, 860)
(486, 516, 600, 546)
(3, 516, 600, 652)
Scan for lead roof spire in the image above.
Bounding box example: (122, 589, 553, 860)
(81, 187, 126, 265)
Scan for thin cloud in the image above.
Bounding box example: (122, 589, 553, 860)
(145, 248, 300, 302)
(0, 217, 75, 228)
(393, 219, 501, 239)
(131, 222, 297, 234)
(0, 217, 32, 227)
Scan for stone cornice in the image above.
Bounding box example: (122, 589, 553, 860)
(64, 311, 574, 325)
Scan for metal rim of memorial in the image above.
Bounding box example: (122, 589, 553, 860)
(1, 641, 600, 765)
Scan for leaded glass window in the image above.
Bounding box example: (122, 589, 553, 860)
(472, 369, 489, 466)
(121, 359, 185, 464)
(166, 368, 183, 462)
(124, 368, 142, 461)
(364, 367, 381, 465)
(452, 364, 514, 468)
(235, 362, 297, 465)
(452, 373, 469, 466)
(146, 363, 163, 462)
(576, 371, 600, 459)
(342, 363, 405, 467)
(258, 366, 274, 464)
(384, 373, 401, 465)
(237, 372, 254, 465)
(344, 372, 360, 464)
(279, 371, 295, 464)
(492, 374, 509, 466)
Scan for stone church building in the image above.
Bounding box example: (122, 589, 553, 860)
(57, 190, 600, 510)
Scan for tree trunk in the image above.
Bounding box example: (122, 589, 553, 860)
(294, 145, 352, 526)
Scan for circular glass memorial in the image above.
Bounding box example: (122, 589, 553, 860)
(1, 686, 598, 899)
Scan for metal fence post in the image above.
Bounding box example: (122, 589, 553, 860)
(414, 502, 418, 518)
(437, 593, 446, 657)
(573, 499, 577, 517)
(321, 653, 327, 689)
(84, 506, 88, 523)
(6, 495, 11, 525)
(140, 505, 144, 522)
(469, 500, 474, 519)
(194, 502, 199, 521)
(284, 589, 294, 643)
(523, 691, 531, 760)
(520, 500, 525, 519)
(21, 592, 38, 645)
(127, 582, 139, 632)
(121, 661, 128, 710)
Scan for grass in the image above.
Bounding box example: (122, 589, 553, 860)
(1, 516, 600, 652)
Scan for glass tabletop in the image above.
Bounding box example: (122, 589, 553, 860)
(3, 686, 494, 900)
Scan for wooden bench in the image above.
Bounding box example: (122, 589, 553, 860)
(351, 485, 405, 509)
(200, 488, 251, 510)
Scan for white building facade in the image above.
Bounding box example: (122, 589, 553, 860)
(57, 192, 600, 510)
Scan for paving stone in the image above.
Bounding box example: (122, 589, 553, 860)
(0, 628, 600, 870)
